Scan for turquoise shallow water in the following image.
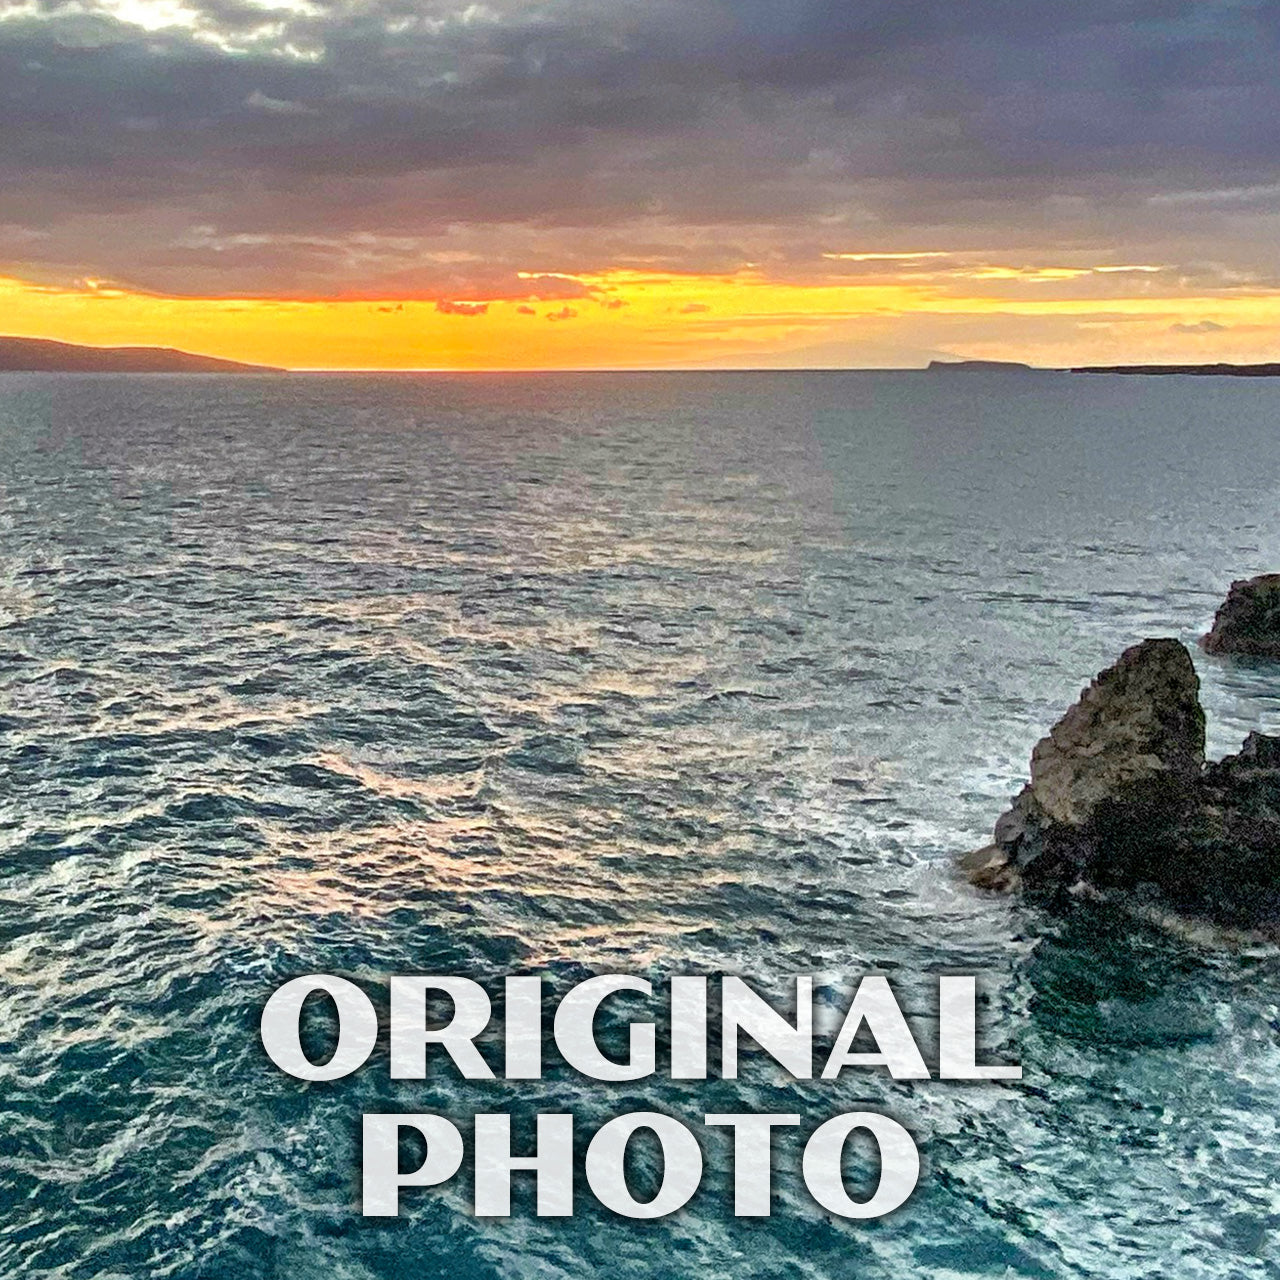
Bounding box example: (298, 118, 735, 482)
(2, 370, 1280, 1279)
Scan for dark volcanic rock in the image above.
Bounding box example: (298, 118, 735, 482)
(965, 639, 1204, 891)
(1150, 731, 1280, 925)
(1202, 574, 1280, 658)
(966, 637, 1280, 930)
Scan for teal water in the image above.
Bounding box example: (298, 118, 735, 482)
(2, 370, 1279, 1278)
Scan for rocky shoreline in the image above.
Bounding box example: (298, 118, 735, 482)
(965, 575, 1280, 933)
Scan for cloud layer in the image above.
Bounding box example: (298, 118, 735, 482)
(3, 0, 1280, 302)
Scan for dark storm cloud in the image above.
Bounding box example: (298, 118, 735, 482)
(3, 0, 1280, 295)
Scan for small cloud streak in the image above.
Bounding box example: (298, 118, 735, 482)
(823, 252, 952, 262)
(244, 90, 316, 116)
(1170, 320, 1227, 334)
(435, 299, 489, 316)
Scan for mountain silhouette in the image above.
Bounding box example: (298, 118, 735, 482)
(0, 336, 283, 374)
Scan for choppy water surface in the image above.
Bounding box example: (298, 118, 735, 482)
(3, 371, 1280, 1279)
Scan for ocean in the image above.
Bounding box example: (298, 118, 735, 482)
(2, 370, 1279, 1278)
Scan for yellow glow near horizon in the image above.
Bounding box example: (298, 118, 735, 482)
(3, 268, 1280, 370)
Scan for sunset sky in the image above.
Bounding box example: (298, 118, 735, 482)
(4, 0, 1280, 369)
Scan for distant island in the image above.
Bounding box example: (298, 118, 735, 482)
(1071, 362, 1280, 377)
(927, 359, 1034, 372)
(0, 336, 283, 374)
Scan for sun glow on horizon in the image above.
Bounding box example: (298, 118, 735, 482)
(3, 265, 1280, 371)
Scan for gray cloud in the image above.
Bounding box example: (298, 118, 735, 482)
(3, 1, 1280, 296)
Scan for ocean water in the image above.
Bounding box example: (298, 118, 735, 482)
(2, 370, 1280, 1280)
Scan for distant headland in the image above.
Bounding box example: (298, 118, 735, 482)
(1071, 362, 1280, 377)
(0, 336, 283, 374)
(930, 357, 1280, 377)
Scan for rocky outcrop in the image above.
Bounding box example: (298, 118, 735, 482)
(966, 637, 1280, 930)
(1202, 574, 1280, 658)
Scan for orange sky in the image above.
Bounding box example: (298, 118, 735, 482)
(9, 1, 1280, 370)
(5, 264, 1280, 371)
